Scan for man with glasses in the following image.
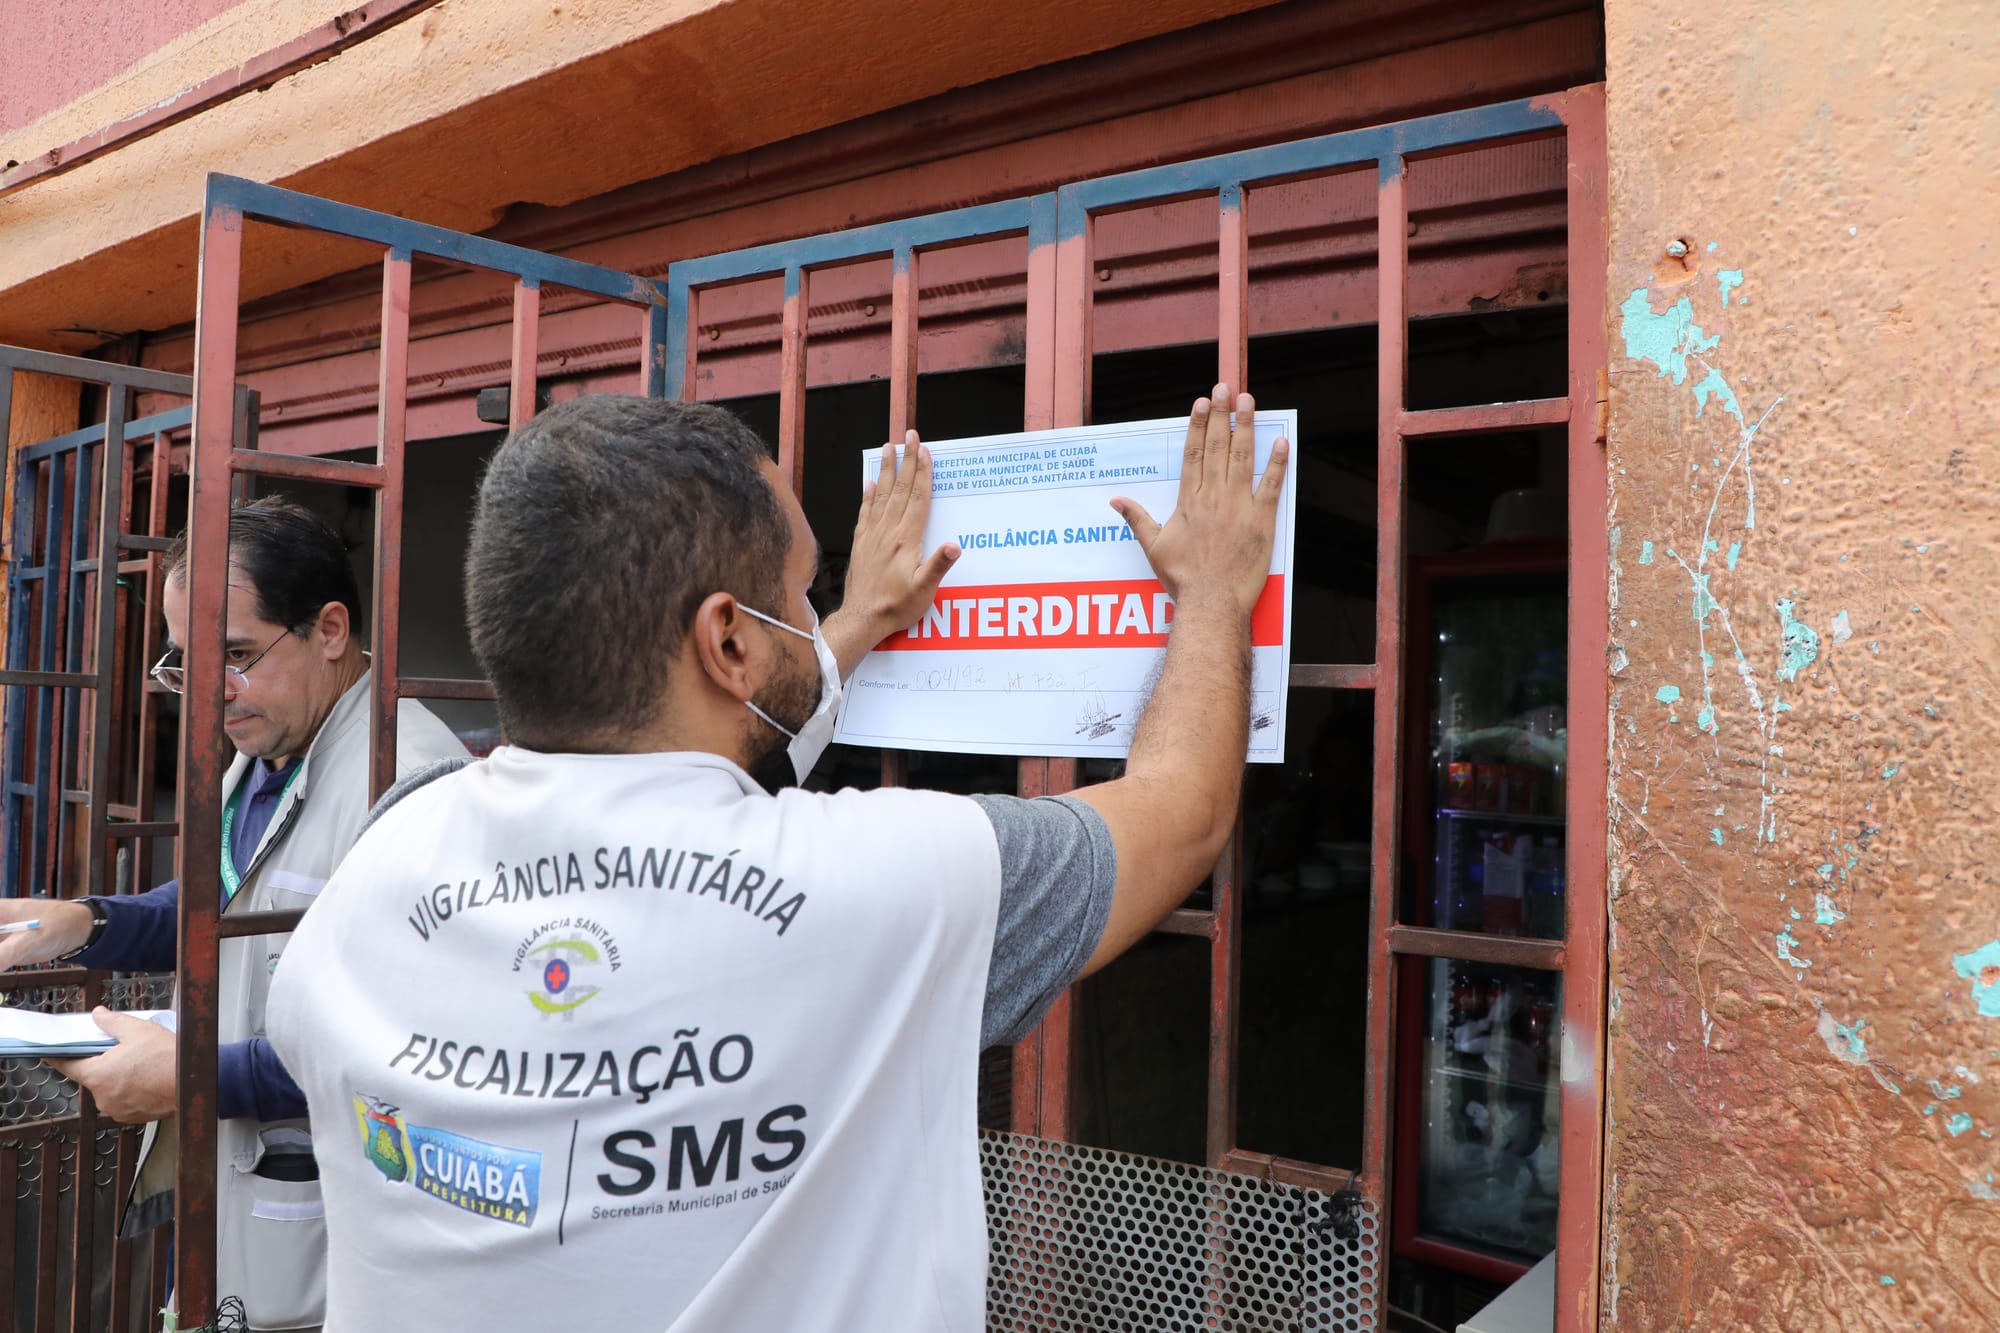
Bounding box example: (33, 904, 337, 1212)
(0, 495, 468, 1330)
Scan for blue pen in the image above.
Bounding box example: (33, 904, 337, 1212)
(0, 920, 41, 936)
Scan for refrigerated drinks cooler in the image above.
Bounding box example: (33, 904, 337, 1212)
(1396, 551, 1566, 1277)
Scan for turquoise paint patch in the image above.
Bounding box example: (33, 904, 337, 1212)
(1706, 241, 1719, 252)
(1655, 684, 1681, 703)
(1711, 827, 1725, 845)
(1693, 573, 1719, 623)
(1692, 367, 1743, 419)
(1952, 941, 2000, 1017)
(1883, 764, 1900, 779)
(1639, 540, 1655, 565)
(1825, 1015, 1867, 1061)
(1814, 892, 1845, 925)
(1777, 926, 1812, 969)
(1949, 1113, 1975, 1137)
(1726, 541, 1741, 571)
(1880, 1275, 1896, 1286)
(1700, 651, 1715, 669)
(1717, 268, 1746, 305)
(1620, 289, 1719, 385)
(1698, 706, 1717, 734)
(1776, 599, 1821, 681)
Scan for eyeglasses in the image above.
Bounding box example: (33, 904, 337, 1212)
(150, 629, 292, 696)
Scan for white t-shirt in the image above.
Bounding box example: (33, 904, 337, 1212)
(268, 747, 1005, 1332)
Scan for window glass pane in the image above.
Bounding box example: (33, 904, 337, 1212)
(1235, 687, 1372, 1168)
(1072, 932, 1208, 1165)
(1412, 958, 1561, 1262)
(1417, 570, 1566, 935)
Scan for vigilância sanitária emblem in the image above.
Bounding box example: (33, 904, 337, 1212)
(528, 934, 603, 1017)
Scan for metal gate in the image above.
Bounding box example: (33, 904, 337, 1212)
(1, 348, 204, 1331)
(3, 85, 1606, 1332)
(662, 88, 1608, 1329)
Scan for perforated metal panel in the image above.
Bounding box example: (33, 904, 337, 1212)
(981, 1132, 1380, 1332)
(1, 973, 173, 1129)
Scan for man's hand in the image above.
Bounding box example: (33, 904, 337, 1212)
(1110, 386, 1287, 616)
(824, 431, 962, 679)
(48, 1009, 177, 1124)
(0, 897, 95, 971)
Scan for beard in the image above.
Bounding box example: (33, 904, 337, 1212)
(743, 640, 822, 794)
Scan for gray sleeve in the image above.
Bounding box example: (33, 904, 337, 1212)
(360, 756, 477, 836)
(969, 792, 1117, 1050)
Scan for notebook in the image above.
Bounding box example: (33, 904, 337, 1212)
(0, 1008, 172, 1059)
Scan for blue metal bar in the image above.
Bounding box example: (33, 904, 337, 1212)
(2, 442, 36, 897)
(0, 345, 192, 397)
(1061, 96, 1566, 214)
(23, 449, 69, 896)
(668, 197, 1034, 291)
(206, 175, 672, 308)
(85, 389, 129, 893)
(21, 405, 194, 464)
(54, 434, 97, 895)
(663, 278, 693, 402)
(643, 303, 670, 400)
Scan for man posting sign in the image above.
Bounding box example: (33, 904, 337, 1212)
(267, 385, 1288, 1330)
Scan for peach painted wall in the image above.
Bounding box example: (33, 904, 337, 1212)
(1601, 0, 2000, 1326)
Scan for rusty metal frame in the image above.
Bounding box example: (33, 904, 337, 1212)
(170, 173, 671, 1327)
(658, 88, 1609, 1328)
(1, 347, 198, 1333)
(3, 350, 193, 905)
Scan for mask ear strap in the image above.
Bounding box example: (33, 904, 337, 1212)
(745, 699, 800, 741)
(738, 603, 814, 642)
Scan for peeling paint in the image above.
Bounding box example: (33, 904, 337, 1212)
(1710, 827, 1724, 845)
(1829, 609, 1853, 643)
(1951, 941, 2000, 1017)
(1619, 288, 1719, 385)
(1778, 925, 1812, 970)
(1814, 892, 1845, 925)
(1692, 367, 1742, 419)
(1775, 598, 1820, 681)
(1638, 539, 1654, 565)
(1655, 684, 1681, 703)
(1820, 1012, 1868, 1063)
(1716, 267, 1745, 305)
(1725, 540, 1740, 571)
(1948, 1113, 1975, 1137)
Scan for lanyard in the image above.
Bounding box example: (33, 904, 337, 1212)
(218, 762, 304, 903)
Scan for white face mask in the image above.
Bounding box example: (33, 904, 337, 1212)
(738, 602, 842, 786)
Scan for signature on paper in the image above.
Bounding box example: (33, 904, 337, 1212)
(1074, 696, 1122, 740)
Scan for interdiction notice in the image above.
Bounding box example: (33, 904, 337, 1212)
(833, 412, 1298, 762)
